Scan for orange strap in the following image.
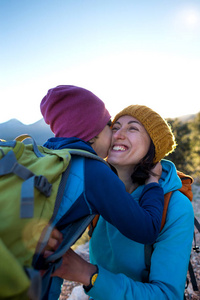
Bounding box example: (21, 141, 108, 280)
(160, 171, 193, 231)
(177, 170, 193, 202)
(160, 192, 172, 231)
(88, 215, 100, 238)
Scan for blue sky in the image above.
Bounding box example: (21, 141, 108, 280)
(1, 0, 200, 124)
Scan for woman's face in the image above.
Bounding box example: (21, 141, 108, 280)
(108, 115, 151, 170)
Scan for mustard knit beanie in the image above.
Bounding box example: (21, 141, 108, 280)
(112, 105, 176, 163)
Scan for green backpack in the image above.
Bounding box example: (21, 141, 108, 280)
(0, 134, 104, 300)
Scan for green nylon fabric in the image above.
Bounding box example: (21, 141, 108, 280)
(0, 141, 71, 298)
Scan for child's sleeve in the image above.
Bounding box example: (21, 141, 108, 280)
(86, 161, 164, 244)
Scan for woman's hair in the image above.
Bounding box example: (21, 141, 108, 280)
(131, 139, 156, 185)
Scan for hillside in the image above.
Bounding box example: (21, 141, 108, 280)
(0, 118, 53, 144)
(177, 113, 196, 123)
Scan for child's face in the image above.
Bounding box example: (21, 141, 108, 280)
(91, 125, 112, 158)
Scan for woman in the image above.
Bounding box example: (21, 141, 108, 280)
(50, 105, 194, 299)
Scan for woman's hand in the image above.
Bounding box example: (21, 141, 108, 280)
(146, 162, 162, 184)
(44, 229, 97, 286)
(46, 248, 97, 286)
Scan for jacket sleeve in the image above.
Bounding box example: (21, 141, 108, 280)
(85, 160, 164, 244)
(87, 192, 194, 300)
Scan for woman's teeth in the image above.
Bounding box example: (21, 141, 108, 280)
(112, 145, 127, 151)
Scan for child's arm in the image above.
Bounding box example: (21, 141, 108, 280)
(47, 163, 164, 248)
(85, 161, 164, 244)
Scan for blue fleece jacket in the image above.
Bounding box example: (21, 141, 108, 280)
(88, 160, 194, 300)
(44, 137, 164, 244)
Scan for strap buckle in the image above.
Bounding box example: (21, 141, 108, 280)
(34, 176, 52, 197)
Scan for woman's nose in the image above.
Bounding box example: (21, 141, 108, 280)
(113, 128, 126, 139)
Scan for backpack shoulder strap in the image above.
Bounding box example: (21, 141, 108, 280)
(142, 191, 172, 283)
(68, 149, 109, 166)
(160, 171, 194, 230)
(160, 192, 172, 231)
(88, 215, 100, 238)
(176, 170, 194, 202)
(143, 171, 195, 287)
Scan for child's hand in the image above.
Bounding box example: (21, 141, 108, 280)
(46, 228, 63, 251)
(40, 229, 63, 276)
(146, 162, 162, 184)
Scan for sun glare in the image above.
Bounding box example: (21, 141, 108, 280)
(185, 10, 199, 27)
(177, 7, 200, 30)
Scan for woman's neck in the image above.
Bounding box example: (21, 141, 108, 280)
(116, 167, 138, 194)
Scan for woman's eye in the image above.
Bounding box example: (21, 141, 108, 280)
(129, 127, 138, 131)
(112, 127, 119, 131)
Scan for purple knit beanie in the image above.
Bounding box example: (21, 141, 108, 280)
(40, 85, 111, 141)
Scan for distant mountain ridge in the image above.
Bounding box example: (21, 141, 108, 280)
(167, 113, 196, 123)
(0, 113, 198, 145)
(0, 118, 53, 145)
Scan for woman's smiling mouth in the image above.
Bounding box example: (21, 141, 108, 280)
(112, 145, 128, 151)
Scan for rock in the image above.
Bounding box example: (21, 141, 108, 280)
(75, 242, 90, 262)
(68, 286, 89, 300)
